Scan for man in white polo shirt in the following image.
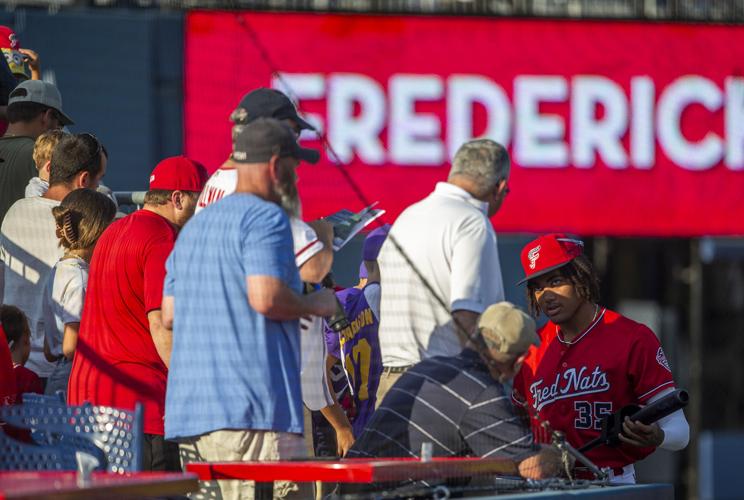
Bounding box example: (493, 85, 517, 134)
(376, 138, 510, 402)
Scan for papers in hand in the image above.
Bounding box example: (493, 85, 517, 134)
(325, 202, 386, 251)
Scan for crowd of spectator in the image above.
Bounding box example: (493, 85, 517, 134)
(0, 23, 689, 500)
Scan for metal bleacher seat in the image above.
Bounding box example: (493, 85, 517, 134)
(0, 401, 144, 473)
(20, 391, 66, 405)
(0, 429, 80, 471)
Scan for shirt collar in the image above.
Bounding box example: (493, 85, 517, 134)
(433, 182, 489, 215)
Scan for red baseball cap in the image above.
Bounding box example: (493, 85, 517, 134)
(149, 156, 208, 192)
(518, 233, 584, 285)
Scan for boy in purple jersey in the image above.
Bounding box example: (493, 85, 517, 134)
(325, 225, 389, 436)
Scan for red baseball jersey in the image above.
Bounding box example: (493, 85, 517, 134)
(512, 307, 675, 469)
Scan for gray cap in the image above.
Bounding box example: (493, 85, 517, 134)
(8, 80, 74, 126)
(478, 302, 540, 355)
(232, 117, 320, 165)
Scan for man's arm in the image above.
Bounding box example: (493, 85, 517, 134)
(517, 445, 564, 479)
(319, 403, 355, 456)
(619, 387, 690, 450)
(61, 323, 80, 360)
(299, 220, 334, 284)
(247, 275, 337, 320)
(162, 295, 175, 330)
(148, 310, 172, 368)
(451, 310, 483, 350)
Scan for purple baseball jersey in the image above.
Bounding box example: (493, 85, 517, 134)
(325, 284, 382, 436)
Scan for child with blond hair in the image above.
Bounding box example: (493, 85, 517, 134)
(24, 129, 67, 198)
(42, 188, 116, 396)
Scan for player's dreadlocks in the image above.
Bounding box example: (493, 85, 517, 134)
(526, 254, 601, 317)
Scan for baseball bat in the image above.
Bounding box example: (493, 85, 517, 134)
(578, 389, 689, 453)
(628, 389, 688, 424)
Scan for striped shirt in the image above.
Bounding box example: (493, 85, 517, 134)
(348, 350, 537, 461)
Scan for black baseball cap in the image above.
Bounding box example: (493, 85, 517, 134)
(232, 118, 320, 164)
(233, 88, 314, 131)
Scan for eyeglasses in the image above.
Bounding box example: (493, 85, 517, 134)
(77, 133, 106, 169)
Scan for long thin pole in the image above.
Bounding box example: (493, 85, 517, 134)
(687, 238, 703, 500)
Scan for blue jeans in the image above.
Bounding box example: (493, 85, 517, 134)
(44, 357, 72, 399)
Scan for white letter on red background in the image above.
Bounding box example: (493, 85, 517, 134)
(572, 76, 629, 169)
(630, 77, 655, 169)
(272, 73, 325, 137)
(327, 74, 386, 165)
(657, 76, 723, 171)
(725, 77, 744, 170)
(389, 75, 445, 166)
(514, 76, 569, 167)
(447, 75, 511, 160)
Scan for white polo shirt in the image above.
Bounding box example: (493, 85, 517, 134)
(377, 182, 505, 367)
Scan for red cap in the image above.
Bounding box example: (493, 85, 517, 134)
(0, 26, 30, 80)
(149, 156, 208, 192)
(518, 233, 584, 285)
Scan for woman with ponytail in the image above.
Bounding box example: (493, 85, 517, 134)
(42, 188, 116, 397)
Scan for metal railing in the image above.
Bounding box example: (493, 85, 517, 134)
(5, 0, 744, 23)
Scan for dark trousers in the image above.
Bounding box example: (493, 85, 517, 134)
(143, 433, 182, 471)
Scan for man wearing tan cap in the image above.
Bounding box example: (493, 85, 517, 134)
(347, 302, 563, 480)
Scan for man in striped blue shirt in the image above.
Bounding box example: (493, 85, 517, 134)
(163, 119, 338, 499)
(348, 302, 563, 480)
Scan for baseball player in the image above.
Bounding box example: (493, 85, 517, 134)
(511, 234, 689, 484)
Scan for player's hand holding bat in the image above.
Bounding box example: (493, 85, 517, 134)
(619, 418, 664, 447)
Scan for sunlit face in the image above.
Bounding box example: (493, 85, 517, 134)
(43, 108, 63, 132)
(487, 179, 510, 217)
(88, 154, 107, 190)
(174, 191, 199, 228)
(529, 268, 584, 325)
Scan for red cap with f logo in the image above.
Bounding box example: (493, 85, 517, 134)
(517, 233, 584, 285)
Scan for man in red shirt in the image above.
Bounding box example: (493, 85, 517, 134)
(512, 234, 689, 484)
(68, 156, 207, 471)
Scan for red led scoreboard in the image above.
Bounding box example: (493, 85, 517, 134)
(185, 13, 744, 236)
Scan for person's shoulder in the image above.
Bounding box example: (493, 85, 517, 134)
(14, 364, 40, 381)
(237, 195, 287, 221)
(337, 286, 363, 301)
(3, 196, 53, 223)
(600, 308, 655, 338)
(423, 352, 479, 374)
(110, 210, 176, 246)
(55, 257, 88, 279)
(537, 320, 557, 342)
(0, 135, 35, 150)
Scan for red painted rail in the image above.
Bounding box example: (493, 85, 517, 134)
(0, 471, 198, 499)
(186, 457, 518, 483)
